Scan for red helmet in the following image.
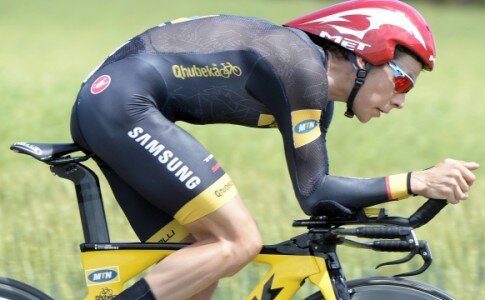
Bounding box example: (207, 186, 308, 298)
(285, 0, 436, 70)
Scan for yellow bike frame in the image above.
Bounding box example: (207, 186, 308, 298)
(80, 242, 337, 300)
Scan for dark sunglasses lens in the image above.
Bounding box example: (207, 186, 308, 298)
(394, 76, 413, 93)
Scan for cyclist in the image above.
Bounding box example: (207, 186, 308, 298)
(70, 0, 478, 299)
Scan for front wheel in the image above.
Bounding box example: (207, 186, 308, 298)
(305, 276, 455, 300)
(0, 277, 53, 300)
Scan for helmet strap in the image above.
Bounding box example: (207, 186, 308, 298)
(344, 53, 371, 118)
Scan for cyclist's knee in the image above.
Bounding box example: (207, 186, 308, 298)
(243, 225, 263, 260)
(234, 213, 262, 253)
(184, 194, 263, 275)
(219, 235, 262, 277)
(225, 218, 262, 275)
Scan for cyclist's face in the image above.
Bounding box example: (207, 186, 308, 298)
(353, 54, 423, 123)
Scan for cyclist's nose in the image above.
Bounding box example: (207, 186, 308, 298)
(390, 94, 405, 109)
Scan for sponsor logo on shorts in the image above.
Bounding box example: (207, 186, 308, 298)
(294, 119, 318, 134)
(159, 229, 176, 243)
(211, 163, 221, 173)
(90, 75, 111, 94)
(203, 154, 214, 163)
(127, 127, 201, 190)
(215, 181, 234, 198)
(203, 154, 221, 173)
(172, 62, 242, 80)
(86, 266, 120, 286)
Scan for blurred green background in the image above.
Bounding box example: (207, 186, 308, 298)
(0, 0, 484, 299)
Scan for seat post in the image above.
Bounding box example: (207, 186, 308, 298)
(51, 162, 110, 243)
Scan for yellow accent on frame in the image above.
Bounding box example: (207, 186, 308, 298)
(174, 174, 238, 224)
(248, 254, 335, 300)
(81, 249, 173, 299)
(308, 257, 337, 300)
(291, 109, 322, 148)
(80, 248, 336, 300)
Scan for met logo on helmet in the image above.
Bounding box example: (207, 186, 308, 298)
(319, 31, 371, 51)
(307, 8, 427, 50)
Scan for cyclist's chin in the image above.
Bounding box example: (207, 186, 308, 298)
(355, 112, 372, 123)
(356, 108, 382, 123)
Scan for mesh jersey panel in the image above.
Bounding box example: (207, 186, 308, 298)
(101, 36, 145, 68)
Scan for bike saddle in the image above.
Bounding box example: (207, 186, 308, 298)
(10, 142, 84, 162)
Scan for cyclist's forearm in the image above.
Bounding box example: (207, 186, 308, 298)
(299, 173, 411, 215)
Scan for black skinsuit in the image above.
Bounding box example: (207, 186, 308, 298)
(71, 15, 408, 242)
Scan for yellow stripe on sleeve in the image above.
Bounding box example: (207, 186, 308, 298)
(291, 109, 321, 148)
(386, 173, 410, 200)
(174, 174, 238, 225)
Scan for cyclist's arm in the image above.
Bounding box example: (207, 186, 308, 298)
(303, 173, 409, 212)
(246, 59, 411, 215)
(311, 104, 410, 210)
(295, 104, 411, 214)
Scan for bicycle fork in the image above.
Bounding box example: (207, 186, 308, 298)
(309, 233, 352, 300)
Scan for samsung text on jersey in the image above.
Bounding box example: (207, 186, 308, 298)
(128, 127, 201, 189)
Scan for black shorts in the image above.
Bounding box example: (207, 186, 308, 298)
(71, 56, 238, 242)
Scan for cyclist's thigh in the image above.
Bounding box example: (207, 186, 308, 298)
(72, 57, 238, 229)
(96, 160, 189, 242)
(184, 194, 260, 243)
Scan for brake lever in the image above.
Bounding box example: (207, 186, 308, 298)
(375, 249, 417, 269)
(395, 241, 433, 277)
(375, 241, 433, 277)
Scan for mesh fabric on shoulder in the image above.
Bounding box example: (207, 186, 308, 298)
(99, 36, 146, 70)
(138, 15, 282, 54)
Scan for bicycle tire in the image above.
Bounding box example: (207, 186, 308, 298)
(0, 277, 53, 300)
(304, 276, 455, 300)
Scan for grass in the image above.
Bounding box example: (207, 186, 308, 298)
(0, 0, 484, 299)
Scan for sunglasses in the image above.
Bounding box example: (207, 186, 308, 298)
(388, 61, 415, 94)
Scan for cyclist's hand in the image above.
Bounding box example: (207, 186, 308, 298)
(410, 159, 479, 204)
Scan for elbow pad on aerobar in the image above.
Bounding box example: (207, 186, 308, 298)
(300, 175, 388, 215)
